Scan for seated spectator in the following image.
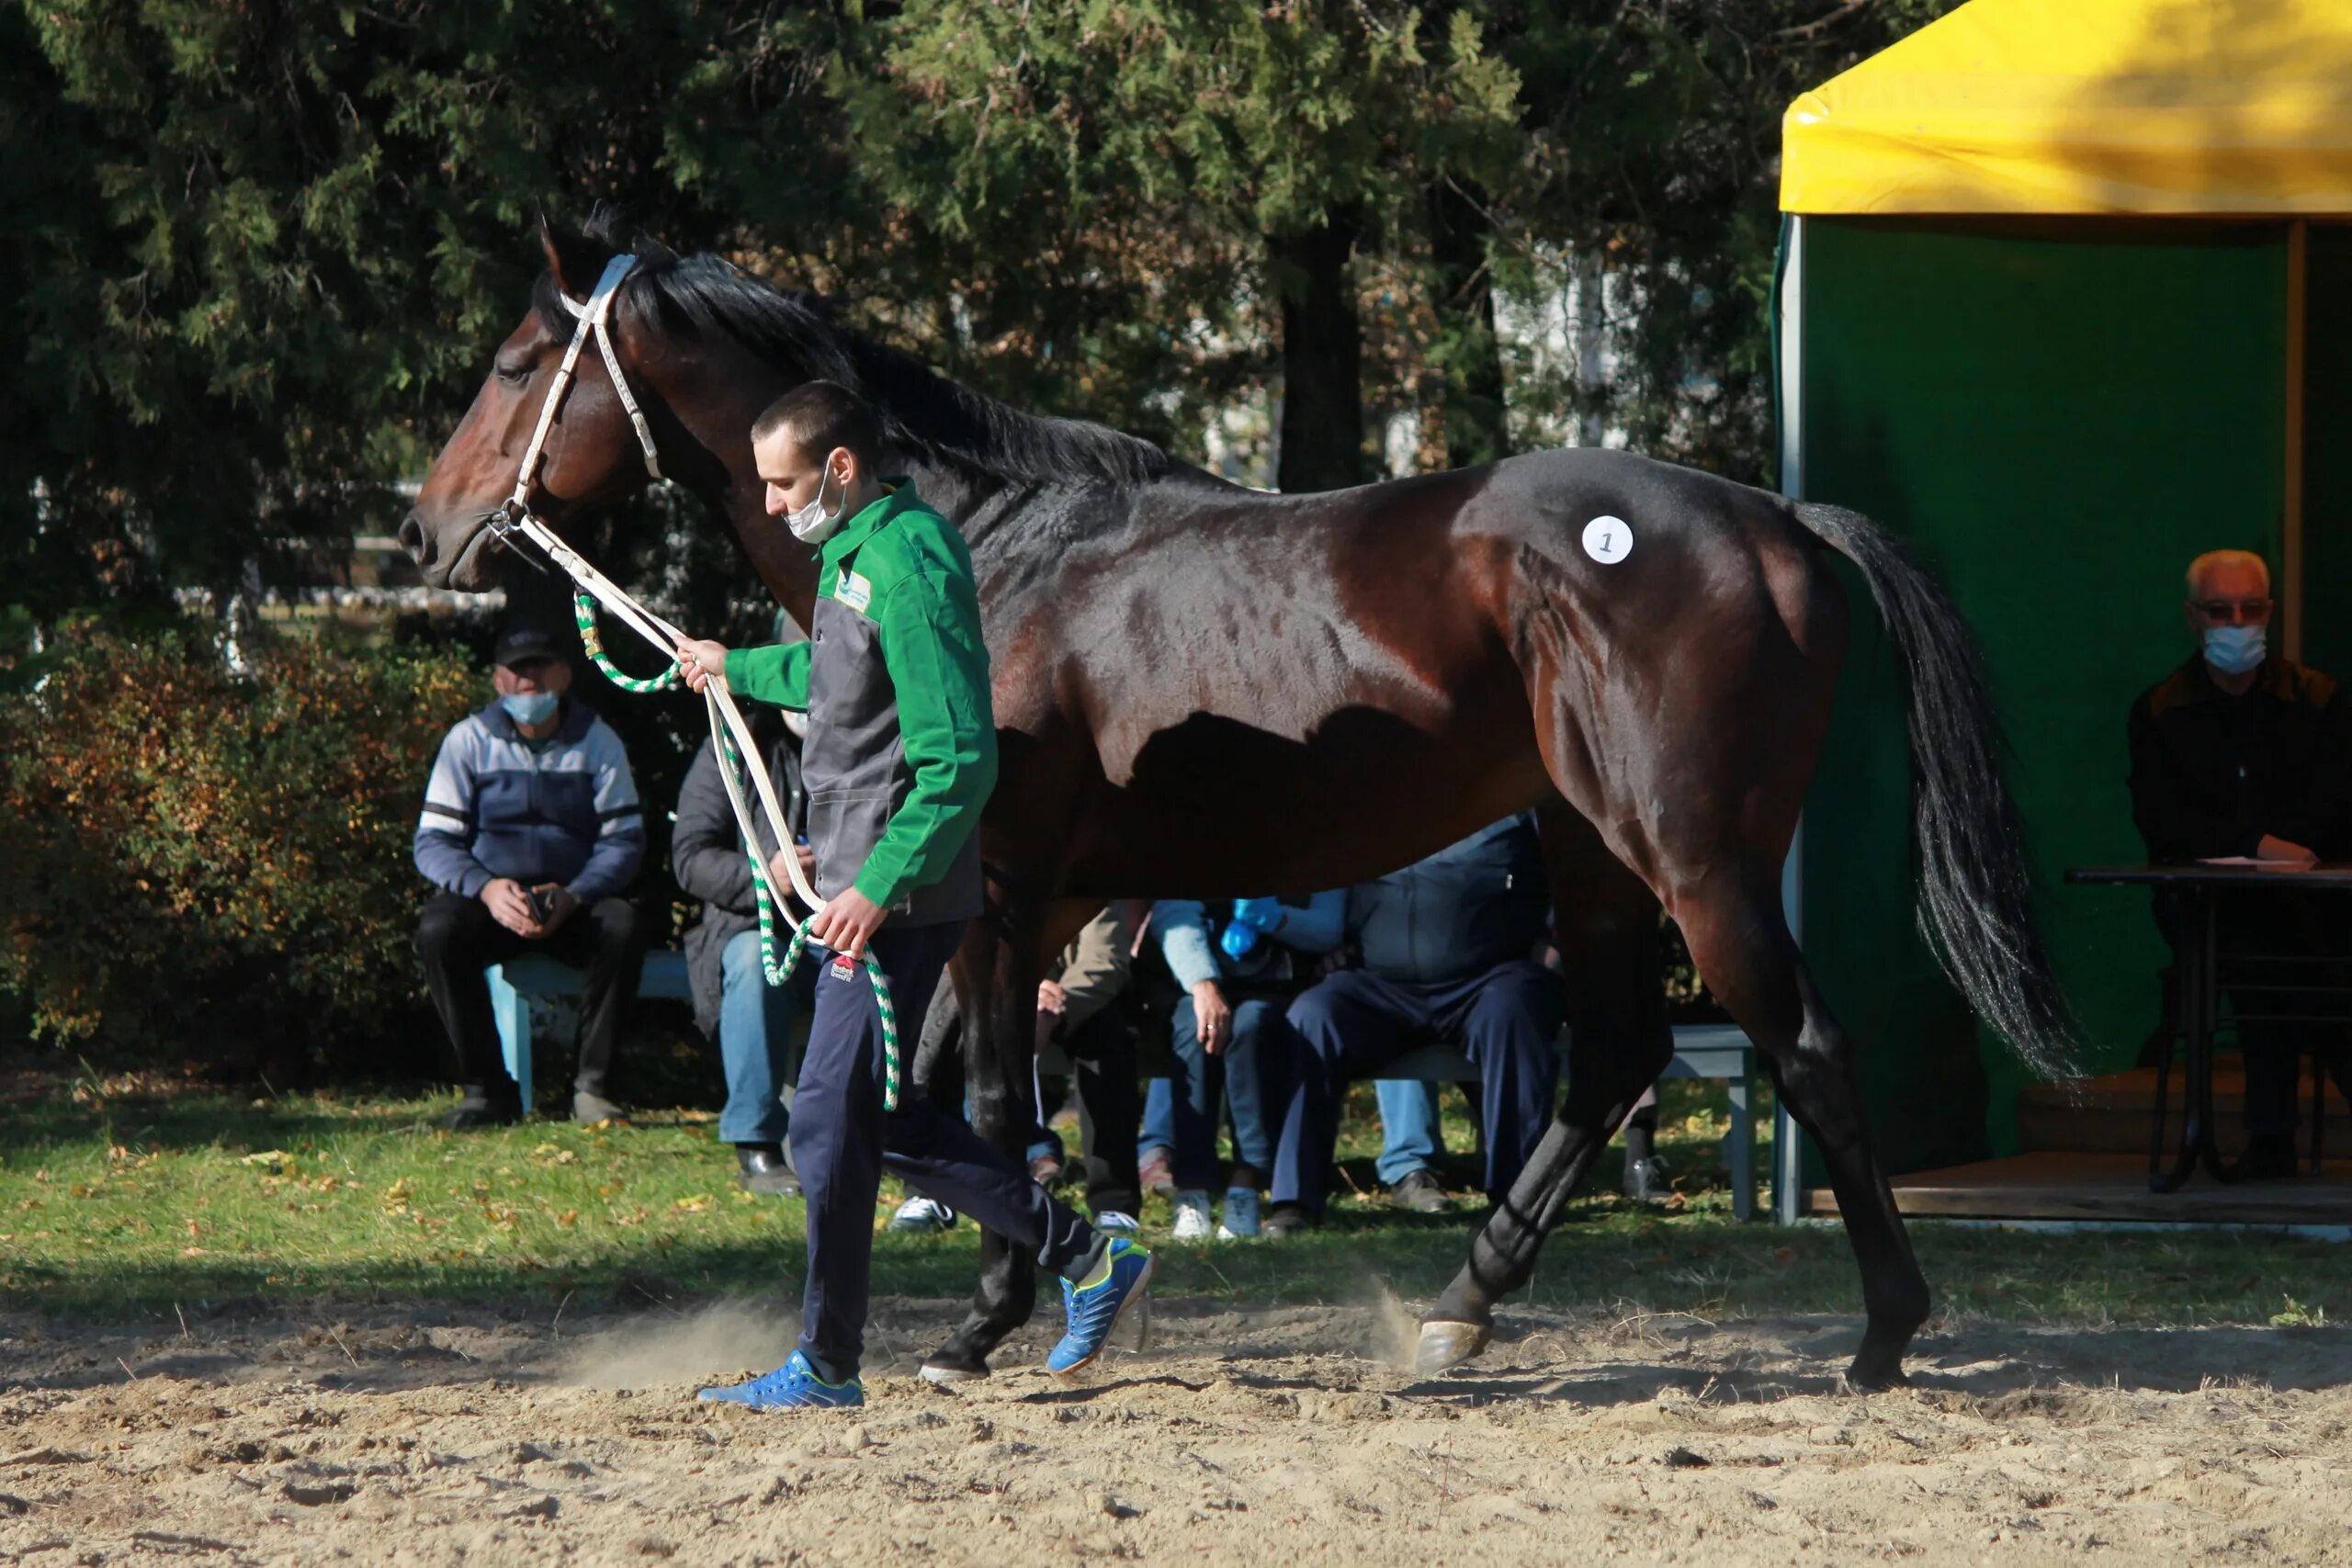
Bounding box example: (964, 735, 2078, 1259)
(1152, 893, 1345, 1239)
(1035, 904, 1148, 1232)
(674, 675, 813, 1196)
(1269, 813, 1564, 1234)
(413, 626, 647, 1129)
(2127, 548, 2352, 1178)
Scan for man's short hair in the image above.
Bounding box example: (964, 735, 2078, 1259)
(751, 380, 883, 471)
(2185, 549, 2271, 597)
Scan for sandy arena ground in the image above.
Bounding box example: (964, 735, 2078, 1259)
(3, 1293, 2348, 1565)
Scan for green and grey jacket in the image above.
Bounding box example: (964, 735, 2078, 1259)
(724, 480, 998, 926)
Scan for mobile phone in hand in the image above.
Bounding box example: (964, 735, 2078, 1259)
(528, 887, 560, 924)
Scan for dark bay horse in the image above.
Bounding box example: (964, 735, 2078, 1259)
(403, 214, 2074, 1390)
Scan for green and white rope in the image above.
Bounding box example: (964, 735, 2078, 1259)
(571, 584, 900, 1111)
(718, 723, 901, 1111)
(573, 590, 681, 694)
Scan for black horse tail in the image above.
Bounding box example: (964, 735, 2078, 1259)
(1793, 501, 2080, 1083)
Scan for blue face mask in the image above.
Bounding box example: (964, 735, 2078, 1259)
(2204, 625, 2267, 678)
(502, 691, 560, 727)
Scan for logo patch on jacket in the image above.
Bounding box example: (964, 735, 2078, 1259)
(835, 569, 873, 613)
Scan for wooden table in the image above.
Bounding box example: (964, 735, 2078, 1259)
(2065, 863, 2352, 1191)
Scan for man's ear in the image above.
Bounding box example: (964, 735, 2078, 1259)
(538, 210, 615, 302)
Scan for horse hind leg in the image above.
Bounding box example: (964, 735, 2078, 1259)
(919, 907, 1048, 1382)
(1675, 874, 1929, 1389)
(1419, 804, 1672, 1371)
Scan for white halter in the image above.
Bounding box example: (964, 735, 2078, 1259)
(495, 251, 825, 915)
(505, 253, 662, 519)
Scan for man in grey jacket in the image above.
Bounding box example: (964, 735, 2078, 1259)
(673, 694, 813, 1196)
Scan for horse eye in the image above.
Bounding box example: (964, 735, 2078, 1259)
(496, 361, 532, 386)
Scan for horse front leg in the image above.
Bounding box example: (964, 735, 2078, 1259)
(921, 898, 1047, 1380)
(1420, 802, 1669, 1371)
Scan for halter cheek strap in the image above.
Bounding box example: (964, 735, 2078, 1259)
(504, 253, 663, 523)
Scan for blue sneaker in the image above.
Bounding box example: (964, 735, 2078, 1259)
(1047, 1237, 1154, 1374)
(697, 1349, 863, 1409)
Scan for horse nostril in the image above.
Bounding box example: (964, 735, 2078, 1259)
(400, 511, 434, 566)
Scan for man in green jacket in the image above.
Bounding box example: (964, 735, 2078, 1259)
(676, 379, 1149, 1408)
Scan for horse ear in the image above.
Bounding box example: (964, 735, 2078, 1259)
(537, 210, 613, 302)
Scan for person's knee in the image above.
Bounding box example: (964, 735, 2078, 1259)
(1284, 981, 1352, 1052)
(585, 897, 642, 951)
(1228, 998, 1285, 1052)
(1464, 963, 1567, 1045)
(415, 899, 476, 963)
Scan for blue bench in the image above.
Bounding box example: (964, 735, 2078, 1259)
(488, 949, 691, 1115)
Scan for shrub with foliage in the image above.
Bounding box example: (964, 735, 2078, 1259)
(0, 624, 477, 1066)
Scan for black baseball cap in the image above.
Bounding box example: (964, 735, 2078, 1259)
(493, 626, 567, 667)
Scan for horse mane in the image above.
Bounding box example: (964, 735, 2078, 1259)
(536, 209, 1174, 490)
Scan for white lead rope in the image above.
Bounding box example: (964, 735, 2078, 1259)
(508, 511, 826, 917)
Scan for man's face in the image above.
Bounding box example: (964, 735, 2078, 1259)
(755, 430, 854, 519)
(2184, 559, 2272, 637)
(492, 657, 572, 698)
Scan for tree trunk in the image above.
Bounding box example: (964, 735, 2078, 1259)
(1270, 209, 1367, 493)
(1427, 181, 1508, 470)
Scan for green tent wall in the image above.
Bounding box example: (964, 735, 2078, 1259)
(1778, 214, 2337, 1188)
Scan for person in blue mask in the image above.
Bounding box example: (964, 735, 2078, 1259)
(414, 626, 648, 1129)
(2128, 549, 2352, 1178)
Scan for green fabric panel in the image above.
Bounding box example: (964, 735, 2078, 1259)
(1797, 218, 2287, 1177)
(2300, 226, 2352, 682)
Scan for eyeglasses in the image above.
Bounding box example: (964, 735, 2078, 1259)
(2193, 598, 2272, 626)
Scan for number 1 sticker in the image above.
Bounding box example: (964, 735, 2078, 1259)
(1582, 515, 1633, 564)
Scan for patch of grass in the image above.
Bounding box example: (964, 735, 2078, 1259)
(0, 1066, 2339, 1330)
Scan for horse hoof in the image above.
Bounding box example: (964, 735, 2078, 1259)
(1414, 1319, 1490, 1375)
(1843, 1359, 1908, 1393)
(920, 1348, 993, 1386)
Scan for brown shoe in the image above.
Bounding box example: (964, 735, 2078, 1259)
(1386, 1168, 1450, 1213)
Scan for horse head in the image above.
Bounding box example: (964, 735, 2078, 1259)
(401, 216, 679, 591)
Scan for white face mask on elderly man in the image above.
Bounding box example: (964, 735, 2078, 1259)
(2204, 624, 2267, 678)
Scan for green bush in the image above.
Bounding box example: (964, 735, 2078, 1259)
(0, 622, 477, 1066)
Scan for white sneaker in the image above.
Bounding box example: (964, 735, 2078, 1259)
(1170, 1190, 1214, 1241)
(1216, 1188, 1261, 1240)
(888, 1195, 958, 1233)
(1093, 1210, 1141, 1235)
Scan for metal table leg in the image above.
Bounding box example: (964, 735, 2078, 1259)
(2153, 888, 2235, 1191)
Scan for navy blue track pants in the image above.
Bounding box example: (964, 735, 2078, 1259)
(791, 919, 1099, 1379)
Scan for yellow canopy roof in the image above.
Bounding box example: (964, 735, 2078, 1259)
(1782, 0, 2352, 216)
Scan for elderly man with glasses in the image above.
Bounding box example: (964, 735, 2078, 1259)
(2127, 549, 2352, 1177)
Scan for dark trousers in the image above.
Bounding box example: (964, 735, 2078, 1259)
(793, 920, 1099, 1380)
(1273, 961, 1565, 1215)
(1058, 1006, 1143, 1216)
(2167, 889, 2352, 1138)
(1169, 992, 1284, 1191)
(415, 890, 645, 1098)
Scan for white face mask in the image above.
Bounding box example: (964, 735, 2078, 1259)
(784, 459, 845, 544)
